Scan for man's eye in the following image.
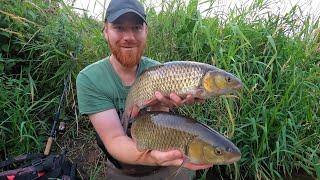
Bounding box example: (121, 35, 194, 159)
(134, 25, 143, 31)
(114, 26, 124, 31)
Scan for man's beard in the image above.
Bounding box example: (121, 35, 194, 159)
(108, 41, 146, 68)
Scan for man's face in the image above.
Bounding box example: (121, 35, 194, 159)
(104, 13, 148, 68)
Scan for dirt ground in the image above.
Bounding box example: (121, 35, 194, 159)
(54, 117, 108, 180)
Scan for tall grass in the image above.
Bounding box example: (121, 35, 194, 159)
(147, 0, 319, 179)
(0, 0, 319, 179)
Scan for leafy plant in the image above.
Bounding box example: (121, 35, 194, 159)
(0, 0, 319, 179)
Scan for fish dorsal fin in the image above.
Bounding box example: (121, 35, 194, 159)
(197, 120, 215, 132)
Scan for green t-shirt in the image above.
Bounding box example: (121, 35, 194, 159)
(76, 56, 160, 116)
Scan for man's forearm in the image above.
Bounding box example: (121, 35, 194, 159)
(89, 108, 186, 168)
(104, 135, 156, 166)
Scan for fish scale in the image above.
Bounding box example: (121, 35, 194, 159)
(131, 112, 242, 164)
(125, 61, 242, 112)
(133, 113, 194, 152)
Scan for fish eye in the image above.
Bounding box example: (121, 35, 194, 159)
(226, 76, 231, 83)
(214, 148, 223, 155)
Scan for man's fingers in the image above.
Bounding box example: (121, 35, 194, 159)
(161, 159, 184, 166)
(155, 91, 176, 108)
(142, 91, 206, 111)
(195, 98, 206, 104)
(169, 93, 183, 105)
(149, 149, 213, 169)
(130, 105, 140, 118)
(144, 97, 158, 106)
(180, 94, 194, 105)
(150, 149, 182, 161)
(150, 149, 183, 166)
(183, 162, 213, 171)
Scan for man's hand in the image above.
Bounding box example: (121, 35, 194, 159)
(148, 149, 213, 171)
(130, 90, 205, 118)
(145, 91, 206, 107)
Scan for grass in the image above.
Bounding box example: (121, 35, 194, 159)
(0, 0, 319, 179)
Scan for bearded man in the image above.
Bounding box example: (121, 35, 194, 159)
(76, 0, 212, 179)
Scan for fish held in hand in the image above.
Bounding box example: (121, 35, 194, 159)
(122, 61, 243, 129)
(131, 112, 241, 165)
(126, 61, 243, 109)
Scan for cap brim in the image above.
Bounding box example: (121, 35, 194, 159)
(107, 8, 146, 23)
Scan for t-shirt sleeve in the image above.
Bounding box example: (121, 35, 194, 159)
(76, 72, 114, 115)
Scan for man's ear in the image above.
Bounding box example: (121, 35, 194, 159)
(103, 23, 108, 41)
(145, 23, 148, 34)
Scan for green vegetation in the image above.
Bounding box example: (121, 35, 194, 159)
(0, 0, 319, 179)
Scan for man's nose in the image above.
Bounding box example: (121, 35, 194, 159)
(122, 28, 136, 41)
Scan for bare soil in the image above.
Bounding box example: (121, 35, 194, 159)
(54, 117, 108, 180)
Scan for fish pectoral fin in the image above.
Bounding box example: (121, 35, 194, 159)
(186, 157, 201, 164)
(183, 155, 192, 163)
(166, 158, 186, 180)
(223, 94, 240, 99)
(189, 88, 205, 99)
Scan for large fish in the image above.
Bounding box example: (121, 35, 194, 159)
(122, 61, 243, 129)
(131, 112, 241, 165)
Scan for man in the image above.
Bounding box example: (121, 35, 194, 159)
(76, 0, 212, 179)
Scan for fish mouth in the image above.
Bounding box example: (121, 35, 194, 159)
(215, 88, 230, 96)
(225, 152, 241, 164)
(234, 82, 243, 89)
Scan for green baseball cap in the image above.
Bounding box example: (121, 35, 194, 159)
(105, 0, 146, 23)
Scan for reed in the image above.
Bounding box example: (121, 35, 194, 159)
(0, 0, 319, 179)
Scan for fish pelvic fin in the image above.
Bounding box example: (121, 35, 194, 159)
(166, 158, 187, 180)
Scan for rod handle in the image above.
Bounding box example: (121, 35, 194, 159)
(44, 137, 53, 155)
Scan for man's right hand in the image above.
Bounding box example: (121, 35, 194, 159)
(148, 149, 213, 170)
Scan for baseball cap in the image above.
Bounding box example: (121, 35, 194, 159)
(105, 0, 147, 23)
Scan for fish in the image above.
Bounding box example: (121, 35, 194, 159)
(126, 61, 243, 109)
(122, 61, 243, 129)
(131, 112, 241, 165)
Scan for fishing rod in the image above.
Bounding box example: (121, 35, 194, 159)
(44, 74, 70, 156)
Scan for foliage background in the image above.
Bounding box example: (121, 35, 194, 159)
(0, 0, 319, 179)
